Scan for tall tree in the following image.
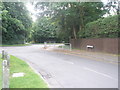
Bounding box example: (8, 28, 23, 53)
(35, 2, 106, 40)
(2, 2, 32, 44)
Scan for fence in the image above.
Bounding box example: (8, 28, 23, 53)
(2, 50, 10, 89)
(44, 41, 56, 49)
(61, 43, 72, 51)
(54, 43, 72, 51)
(43, 42, 72, 51)
(70, 38, 120, 54)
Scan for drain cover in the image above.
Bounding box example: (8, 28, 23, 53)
(41, 73, 52, 79)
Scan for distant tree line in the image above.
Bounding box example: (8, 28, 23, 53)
(0, 1, 119, 44)
(32, 1, 119, 43)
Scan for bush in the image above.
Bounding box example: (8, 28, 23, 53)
(78, 15, 119, 38)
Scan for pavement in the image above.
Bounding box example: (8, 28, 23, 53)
(53, 48, 119, 65)
(0, 44, 119, 88)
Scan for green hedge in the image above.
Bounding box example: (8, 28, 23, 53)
(78, 15, 119, 38)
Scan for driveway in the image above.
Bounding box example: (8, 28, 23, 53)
(0, 44, 118, 88)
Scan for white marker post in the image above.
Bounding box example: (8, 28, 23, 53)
(2, 60, 9, 88)
(44, 42, 47, 49)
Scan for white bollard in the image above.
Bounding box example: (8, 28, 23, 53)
(54, 41, 55, 48)
(2, 60, 9, 88)
(44, 42, 47, 49)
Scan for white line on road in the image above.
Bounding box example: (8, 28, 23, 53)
(63, 61, 74, 64)
(84, 67, 117, 80)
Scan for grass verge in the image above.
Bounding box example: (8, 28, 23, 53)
(10, 55, 48, 88)
(0, 55, 2, 90)
(0, 55, 48, 88)
(0, 44, 31, 47)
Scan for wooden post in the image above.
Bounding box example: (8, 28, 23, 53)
(6, 55, 10, 68)
(2, 60, 9, 88)
(62, 41, 64, 50)
(2, 50, 5, 59)
(70, 43, 72, 51)
(4, 52, 8, 60)
(62, 44, 64, 50)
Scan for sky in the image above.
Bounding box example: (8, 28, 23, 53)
(26, 3, 37, 22)
(25, 0, 113, 22)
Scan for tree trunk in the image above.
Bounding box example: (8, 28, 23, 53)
(117, 1, 120, 15)
(73, 26, 77, 39)
(79, 5, 84, 31)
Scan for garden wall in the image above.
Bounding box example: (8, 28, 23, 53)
(70, 38, 120, 54)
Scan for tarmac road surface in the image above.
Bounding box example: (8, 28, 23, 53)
(0, 44, 118, 88)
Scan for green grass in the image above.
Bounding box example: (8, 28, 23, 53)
(0, 44, 31, 47)
(0, 55, 2, 90)
(0, 55, 48, 88)
(10, 55, 48, 88)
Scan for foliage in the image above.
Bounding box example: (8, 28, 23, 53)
(105, 0, 119, 15)
(0, 43, 31, 47)
(1, 1, 117, 44)
(32, 17, 58, 43)
(2, 2, 32, 44)
(34, 2, 107, 42)
(78, 15, 119, 38)
(0, 54, 2, 90)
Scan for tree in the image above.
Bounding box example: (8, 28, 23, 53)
(34, 2, 106, 41)
(105, 0, 119, 15)
(78, 15, 119, 38)
(2, 2, 32, 44)
(32, 17, 58, 43)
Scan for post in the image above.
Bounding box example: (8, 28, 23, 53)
(44, 42, 47, 49)
(62, 44, 64, 50)
(62, 41, 64, 50)
(6, 55, 10, 67)
(54, 41, 55, 48)
(4, 52, 8, 60)
(2, 50, 5, 59)
(2, 60, 9, 88)
(70, 43, 72, 51)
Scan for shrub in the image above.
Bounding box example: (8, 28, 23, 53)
(78, 15, 119, 38)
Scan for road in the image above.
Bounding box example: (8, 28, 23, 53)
(0, 45, 118, 88)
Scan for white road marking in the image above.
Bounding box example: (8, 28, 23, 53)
(84, 67, 117, 80)
(63, 61, 74, 64)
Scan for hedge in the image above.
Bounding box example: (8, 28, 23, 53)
(78, 15, 119, 38)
